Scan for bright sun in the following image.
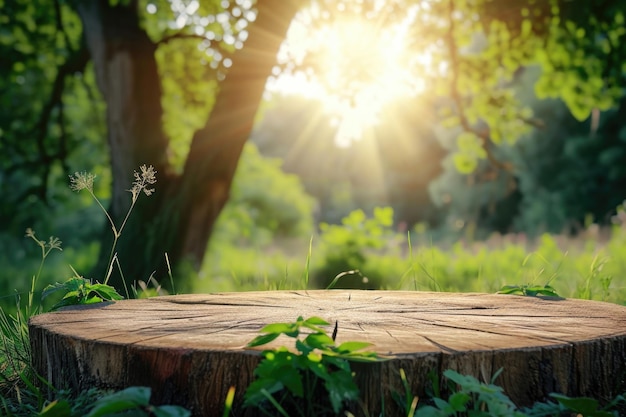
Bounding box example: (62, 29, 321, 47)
(266, 2, 429, 146)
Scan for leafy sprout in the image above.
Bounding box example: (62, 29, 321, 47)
(244, 316, 383, 416)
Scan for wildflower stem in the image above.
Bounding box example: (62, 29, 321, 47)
(88, 189, 119, 238)
(117, 195, 138, 238)
(69, 166, 156, 286)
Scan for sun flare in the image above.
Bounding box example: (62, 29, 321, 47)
(268, 3, 428, 146)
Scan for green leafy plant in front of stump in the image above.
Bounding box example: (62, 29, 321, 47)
(419, 369, 526, 417)
(523, 392, 626, 417)
(419, 368, 626, 417)
(244, 316, 382, 416)
(38, 386, 190, 417)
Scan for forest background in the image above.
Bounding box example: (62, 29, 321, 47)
(2, 0, 626, 310)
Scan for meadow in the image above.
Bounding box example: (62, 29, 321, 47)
(2, 213, 625, 316)
(197, 218, 626, 306)
(2, 202, 626, 416)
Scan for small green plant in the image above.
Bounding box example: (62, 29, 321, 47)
(32, 386, 191, 417)
(418, 369, 526, 417)
(524, 392, 626, 417)
(497, 284, 560, 297)
(244, 316, 381, 416)
(42, 276, 123, 311)
(418, 369, 626, 417)
(497, 251, 563, 297)
(82, 386, 190, 417)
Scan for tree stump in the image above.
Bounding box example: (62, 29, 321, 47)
(29, 291, 626, 416)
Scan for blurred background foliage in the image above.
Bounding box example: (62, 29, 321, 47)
(2, 0, 626, 307)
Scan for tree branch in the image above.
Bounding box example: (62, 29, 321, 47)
(54, 0, 76, 51)
(157, 32, 209, 46)
(30, 40, 90, 201)
(445, 0, 512, 172)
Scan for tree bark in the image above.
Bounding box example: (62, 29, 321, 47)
(174, 0, 305, 270)
(75, 0, 304, 291)
(29, 291, 626, 416)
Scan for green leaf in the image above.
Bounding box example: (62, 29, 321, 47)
(86, 386, 151, 417)
(550, 394, 611, 416)
(301, 316, 330, 333)
(306, 351, 323, 363)
(302, 316, 329, 326)
(246, 332, 280, 348)
(453, 153, 479, 174)
(535, 285, 560, 297)
(82, 295, 105, 305)
(497, 285, 522, 294)
(295, 338, 314, 356)
(444, 369, 482, 391)
(88, 283, 124, 301)
(417, 405, 448, 417)
(39, 400, 72, 417)
(276, 366, 304, 397)
(324, 368, 360, 414)
(321, 356, 351, 373)
(42, 279, 82, 299)
(152, 405, 191, 417)
(253, 354, 280, 378)
(303, 332, 334, 349)
(448, 391, 470, 411)
(244, 379, 284, 407)
(336, 341, 373, 353)
(260, 322, 298, 335)
(433, 397, 453, 412)
(306, 360, 330, 380)
(49, 295, 81, 311)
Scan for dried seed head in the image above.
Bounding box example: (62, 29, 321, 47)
(130, 164, 157, 198)
(69, 171, 96, 192)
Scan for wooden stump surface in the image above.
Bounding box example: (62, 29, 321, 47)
(29, 291, 626, 416)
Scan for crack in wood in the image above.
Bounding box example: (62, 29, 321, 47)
(163, 300, 292, 309)
(385, 329, 400, 343)
(402, 319, 578, 346)
(422, 335, 458, 353)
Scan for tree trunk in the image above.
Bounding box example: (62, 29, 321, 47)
(76, 0, 304, 292)
(174, 0, 305, 270)
(29, 291, 626, 416)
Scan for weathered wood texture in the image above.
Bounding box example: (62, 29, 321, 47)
(29, 291, 626, 416)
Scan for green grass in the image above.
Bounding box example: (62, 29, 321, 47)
(192, 227, 626, 305)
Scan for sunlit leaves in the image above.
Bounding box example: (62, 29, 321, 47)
(156, 39, 218, 171)
(531, 2, 626, 121)
(244, 316, 381, 415)
(453, 132, 486, 174)
(431, 0, 626, 172)
(0, 0, 102, 232)
(142, 0, 255, 67)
